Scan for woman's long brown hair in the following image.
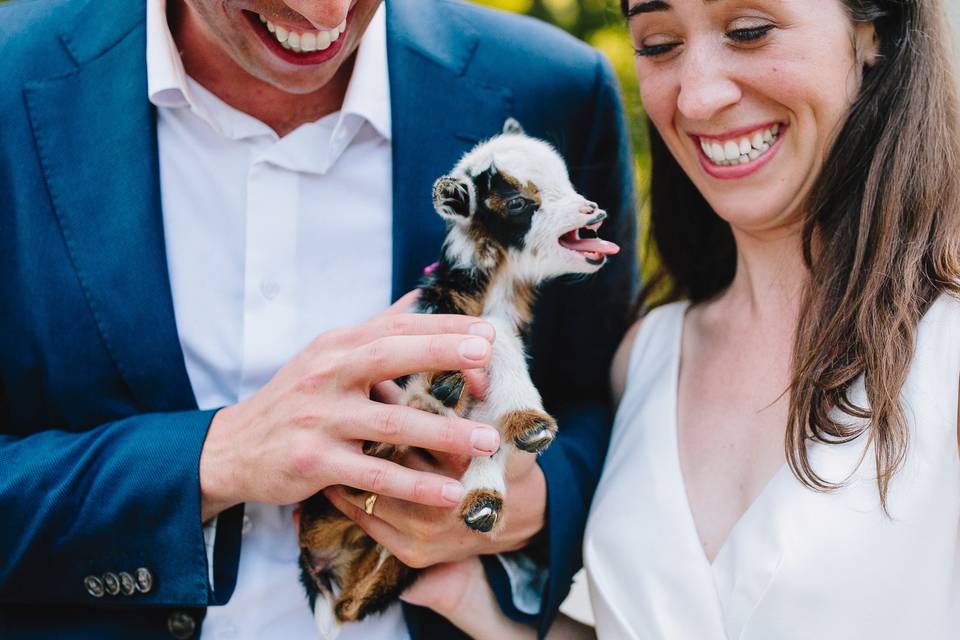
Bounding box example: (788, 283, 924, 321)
(634, 0, 960, 508)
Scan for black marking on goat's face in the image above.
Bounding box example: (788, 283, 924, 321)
(471, 167, 541, 251)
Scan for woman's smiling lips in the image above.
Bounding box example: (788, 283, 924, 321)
(689, 122, 787, 180)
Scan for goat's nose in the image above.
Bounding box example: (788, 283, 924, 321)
(579, 202, 598, 215)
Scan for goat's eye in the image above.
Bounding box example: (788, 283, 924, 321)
(506, 197, 528, 214)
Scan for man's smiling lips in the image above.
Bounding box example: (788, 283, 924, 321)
(689, 122, 787, 180)
(243, 7, 353, 66)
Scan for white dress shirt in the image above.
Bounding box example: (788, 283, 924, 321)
(147, 2, 407, 638)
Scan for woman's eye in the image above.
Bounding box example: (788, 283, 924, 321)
(634, 42, 679, 58)
(726, 24, 774, 43)
(506, 197, 528, 213)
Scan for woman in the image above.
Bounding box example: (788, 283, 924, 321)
(399, 0, 960, 637)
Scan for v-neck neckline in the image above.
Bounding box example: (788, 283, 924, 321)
(666, 301, 789, 569)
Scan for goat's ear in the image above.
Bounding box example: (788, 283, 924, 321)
(503, 118, 525, 135)
(432, 176, 474, 220)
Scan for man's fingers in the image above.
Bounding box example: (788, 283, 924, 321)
(332, 312, 495, 354)
(370, 313, 495, 342)
(339, 454, 467, 508)
(353, 333, 493, 385)
(351, 404, 500, 457)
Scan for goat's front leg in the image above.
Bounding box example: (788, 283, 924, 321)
(457, 325, 555, 532)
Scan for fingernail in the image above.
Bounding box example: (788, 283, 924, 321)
(459, 336, 489, 360)
(471, 427, 500, 453)
(442, 482, 466, 504)
(468, 322, 496, 341)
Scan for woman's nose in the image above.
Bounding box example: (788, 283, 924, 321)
(676, 45, 742, 122)
(282, 0, 350, 30)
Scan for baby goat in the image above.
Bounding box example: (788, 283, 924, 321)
(297, 119, 620, 634)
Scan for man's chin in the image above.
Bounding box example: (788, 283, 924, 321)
(243, 63, 342, 96)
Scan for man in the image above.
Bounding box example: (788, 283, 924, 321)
(0, 0, 636, 637)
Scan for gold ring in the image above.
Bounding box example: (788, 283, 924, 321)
(364, 493, 378, 516)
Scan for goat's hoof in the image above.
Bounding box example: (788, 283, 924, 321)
(508, 412, 557, 454)
(428, 371, 466, 409)
(460, 489, 504, 533)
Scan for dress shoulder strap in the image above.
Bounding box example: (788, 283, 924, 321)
(623, 300, 690, 395)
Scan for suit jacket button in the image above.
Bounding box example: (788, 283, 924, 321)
(83, 575, 104, 598)
(102, 572, 120, 596)
(118, 571, 136, 595)
(135, 567, 153, 593)
(167, 610, 196, 639)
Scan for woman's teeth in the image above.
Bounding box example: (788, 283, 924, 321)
(699, 124, 781, 167)
(258, 14, 346, 53)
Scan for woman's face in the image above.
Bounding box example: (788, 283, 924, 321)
(628, 0, 876, 235)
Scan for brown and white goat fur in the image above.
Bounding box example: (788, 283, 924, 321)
(297, 119, 619, 634)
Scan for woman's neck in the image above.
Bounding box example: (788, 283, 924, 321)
(719, 226, 808, 327)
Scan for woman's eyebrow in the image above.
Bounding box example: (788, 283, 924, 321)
(626, 1, 671, 19)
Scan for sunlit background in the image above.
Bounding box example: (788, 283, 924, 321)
(473, 0, 656, 277)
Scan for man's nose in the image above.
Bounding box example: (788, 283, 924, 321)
(675, 44, 742, 122)
(283, 0, 351, 30)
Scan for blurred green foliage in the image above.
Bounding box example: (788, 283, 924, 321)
(473, 0, 654, 276)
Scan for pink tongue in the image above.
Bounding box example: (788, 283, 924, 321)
(559, 236, 621, 256)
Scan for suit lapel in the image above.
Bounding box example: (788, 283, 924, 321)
(386, 0, 513, 299)
(24, 0, 196, 413)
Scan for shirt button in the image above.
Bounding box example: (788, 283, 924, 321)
(83, 575, 105, 598)
(260, 279, 280, 300)
(241, 514, 253, 535)
(135, 567, 154, 593)
(102, 572, 120, 596)
(167, 610, 197, 639)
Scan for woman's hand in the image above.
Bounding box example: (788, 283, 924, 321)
(401, 557, 534, 640)
(324, 448, 546, 568)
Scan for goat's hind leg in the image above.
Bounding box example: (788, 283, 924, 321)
(333, 547, 417, 623)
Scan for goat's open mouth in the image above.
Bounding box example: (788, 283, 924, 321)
(558, 215, 620, 266)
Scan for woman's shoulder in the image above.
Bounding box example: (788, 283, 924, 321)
(912, 292, 960, 373)
(610, 300, 689, 405)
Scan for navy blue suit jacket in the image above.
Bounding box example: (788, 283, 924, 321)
(0, 0, 637, 637)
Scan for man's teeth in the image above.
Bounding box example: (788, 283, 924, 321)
(258, 14, 346, 53)
(699, 124, 781, 167)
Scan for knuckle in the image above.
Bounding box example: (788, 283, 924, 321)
(411, 478, 431, 504)
(375, 408, 404, 438)
(363, 465, 390, 494)
(364, 338, 391, 372)
(294, 371, 325, 395)
(427, 335, 448, 362)
(290, 447, 320, 479)
(392, 544, 414, 567)
(403, 544, 431, 569)
(310, 328, 343, 353)
(385, 315, 411, 335)
(440, 419, 461, 446)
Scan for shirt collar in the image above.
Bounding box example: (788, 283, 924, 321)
(145, 0, 391, 141)
(146, 0, 192, 109)
(341, 3, 391, 141)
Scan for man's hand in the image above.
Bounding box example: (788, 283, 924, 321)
(324, 447, 547, 568)
(198, 292, 502, 521)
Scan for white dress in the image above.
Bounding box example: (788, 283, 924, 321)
(584, 297, 960, 640)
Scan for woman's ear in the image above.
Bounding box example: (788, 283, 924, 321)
(855, 22, 880, 67)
